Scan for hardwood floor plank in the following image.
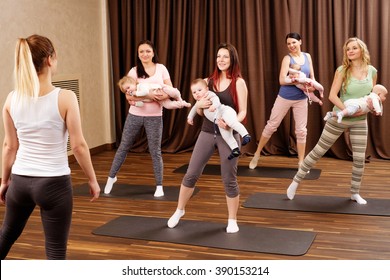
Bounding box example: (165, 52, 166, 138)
(1, 151, 390, 259)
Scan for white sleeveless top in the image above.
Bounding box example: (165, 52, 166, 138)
(10, 87, 70, 176)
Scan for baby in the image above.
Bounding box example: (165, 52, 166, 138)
(324, 84, 388, 123)
(118, 76, 191, 109)
(188, 78, 250, 160)
(285, 64, 324, 105)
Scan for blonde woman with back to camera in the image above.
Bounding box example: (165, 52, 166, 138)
(0, 34, 100, 259)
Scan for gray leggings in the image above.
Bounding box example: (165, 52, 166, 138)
(182, 131, 240, 198)
(294, 118, 368, 194)
(0, 174, 73, 260)
(109, 114, 163, 185)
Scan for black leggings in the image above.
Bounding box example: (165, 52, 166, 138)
(0, 174, 73, 259)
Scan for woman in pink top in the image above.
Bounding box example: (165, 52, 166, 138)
(104, 40, 173, 197)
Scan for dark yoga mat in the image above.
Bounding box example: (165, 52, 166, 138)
(173, 164, 321, 180)
(92, 215, 316, 256)
(242, 193, 390, 216)
(73, 183, 198, 201)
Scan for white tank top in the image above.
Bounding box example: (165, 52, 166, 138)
(10, 87, 70, 176)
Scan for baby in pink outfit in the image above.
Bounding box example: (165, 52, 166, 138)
(285, 63, 324, 105)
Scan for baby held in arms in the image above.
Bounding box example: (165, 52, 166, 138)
(188, 78, 250, 160)
(285, 63, 324, 105)
(324, 84, 387, 123)
(118, 76, 191, 109)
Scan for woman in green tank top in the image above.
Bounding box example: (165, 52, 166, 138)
(287, 37, 378, 205)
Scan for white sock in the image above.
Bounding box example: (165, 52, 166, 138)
(167, 209, 185, 228)
(337, 111, 343, 123)
(226, 219, 239, 233)
(287, 181, 299, 200)
(323, 112, 332, 121)
(154, 185, 164, 197)
(351, 194, 367, 205)
(104, 176, 117, 194)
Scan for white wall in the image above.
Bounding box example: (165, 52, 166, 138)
(0, 0, 115, 174)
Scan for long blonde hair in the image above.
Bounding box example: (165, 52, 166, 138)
(341, 37, 371, 93)
(14, 35, 55, 101)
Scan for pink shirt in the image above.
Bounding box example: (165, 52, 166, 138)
(127, 63, 171, 116)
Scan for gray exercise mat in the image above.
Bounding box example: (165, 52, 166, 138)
(73, 183, 198, 201)
(173, 164, 321, 180)
(242, 193, 390, 216)
(92, 215, 316, 256)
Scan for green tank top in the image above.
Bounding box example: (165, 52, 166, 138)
(334, 65, 377, 121)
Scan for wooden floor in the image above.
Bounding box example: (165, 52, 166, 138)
(2, 150, 390, 260)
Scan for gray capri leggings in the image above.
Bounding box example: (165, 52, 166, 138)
(0, 174, 73, 260)
(182, 131, 240, 198)
(109, 113, 163, 185)
(294, 118, 368, 194)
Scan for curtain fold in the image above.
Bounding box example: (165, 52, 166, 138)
(108, 0, 390, 159)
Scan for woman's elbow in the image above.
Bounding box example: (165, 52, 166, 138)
(3, 140, 18, 154)
(328, 95, 337, 103)
(71, 140, 88, 156)
(237, 110, 247, 122)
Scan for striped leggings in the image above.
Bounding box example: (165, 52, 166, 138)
(294, 118, 367, 194)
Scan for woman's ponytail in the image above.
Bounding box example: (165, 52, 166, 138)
(14, 38, 40, 101)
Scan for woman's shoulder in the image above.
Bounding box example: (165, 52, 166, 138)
(127, 67, 137, 77)
(336, 65, 345, 72)
(303, 52, 312, 60)
(368, 65, 377, 73)
(236, 77, 247, 86)
(155, 63, 170, 76)
(4, 91, 15, 109)
(235, 77, 248, 93)
(58, 88, 78, 103)
(156, 63, 168, 70)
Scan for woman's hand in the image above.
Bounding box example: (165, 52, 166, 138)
(196, 94, 212, 109)
(217, 118, 229, 130)
(89, 180, 100, 202)
(351, 109, 366, 117)
(150, 89, 169, 101)
(304, 81, 316, 92)
(0, 181, 10, 204)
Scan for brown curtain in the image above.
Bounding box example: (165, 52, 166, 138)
(108, 0, 390, 160)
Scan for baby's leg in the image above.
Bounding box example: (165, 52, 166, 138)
(161, 99, 191, 109)
(323, 111, 334, 121)
(336, 111, 345, 123)
(220, 128, 238, 151)
(311, 80, 324, 98)
(162, 85, 182, 100)
(222, 107, 249, 137)
(338, 104, 360, 123)
(307, 92, 323, 105)
(220, 128, 241, 160)
(162, 86, 191, 107)
(222, 108, 251, 146)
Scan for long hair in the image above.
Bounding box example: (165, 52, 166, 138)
(341, 37, 371, 93)
(135, 40, 159, 79)
(208, 43, 242, 111)
(14, 34, 55, 101)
